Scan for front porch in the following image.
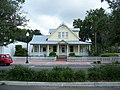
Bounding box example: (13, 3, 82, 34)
(30, 44, 91, 57)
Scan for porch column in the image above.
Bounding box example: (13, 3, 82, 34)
(67, 44, 69, 56)
(39, 45, 41, 56)
(57, 44, 59, 56)
(47, 45, 49, 56)
(89, 45, 91, 51)
(78, 45, 80, 56)
(32, 45, 34, 53)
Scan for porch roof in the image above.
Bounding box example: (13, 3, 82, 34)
(29, 35, 91, 45)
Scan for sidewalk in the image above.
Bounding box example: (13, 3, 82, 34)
(0, 81, 120, 87)
(12, 60, 91, 66)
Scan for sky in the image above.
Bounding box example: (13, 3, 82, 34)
(22, 0, 109, 35)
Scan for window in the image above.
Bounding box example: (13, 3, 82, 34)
(53, 46, 57, 52)
(58, 32, 61, 38)
(33, 45, 39, 52)
(70, 46, 74, 52)
(58, 32, 68, 38)
(43, 47, 46, 52)
(62, 32, 64, 38)
(66, 32, 68, 38)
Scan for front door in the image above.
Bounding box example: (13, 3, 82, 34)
(60, 45, 66, 55)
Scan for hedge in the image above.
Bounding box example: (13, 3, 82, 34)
(0, 65, 120, 82)
(101, 53, 119, 57)
(87, 64, 120, 81)
(0, 66, 85, 82)
(49, 52, 57, 57)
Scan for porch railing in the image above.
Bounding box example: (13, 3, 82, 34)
(67, 57, 120, 62)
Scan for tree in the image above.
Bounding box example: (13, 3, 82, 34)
(0, 0, 26, 46)
(101, 0, 120, 50)
(73, 8, 110, 54)
(13, 28, 42, 43)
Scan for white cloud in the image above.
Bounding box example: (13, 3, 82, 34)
(23, 0, 109, 35)
(38, 15, 61, 28)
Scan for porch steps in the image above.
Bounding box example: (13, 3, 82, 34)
(57, 55, 67, 61)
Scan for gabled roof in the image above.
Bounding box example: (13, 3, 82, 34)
(49, 28, 80, 34)
(29, 35, 91, 45)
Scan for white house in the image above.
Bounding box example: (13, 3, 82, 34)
(0, 41, 27, 56)
(29, 24, 91, 57)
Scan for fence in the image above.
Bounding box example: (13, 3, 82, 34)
(12, 56, 120, 62)
(67, 57, 120, 62)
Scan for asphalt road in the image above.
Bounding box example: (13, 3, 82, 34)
(0, 85, 120, 90)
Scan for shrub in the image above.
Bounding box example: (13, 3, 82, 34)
(87, 68, 102, 81)
(87, 65, 120, 81)
(14, 48, 27, 56)
(48, 67, 74, 82)
(74, 70, 85, 82)
(101, 53, 119, 57)
(0, 70, 7, 80)
(69, 53, 75, 56)
(15, 45, 22, 51)
(60, 67, 74, 82)
(6, 65, 35, 81)
(14, 45, 27, 56)
(100, 65, 120, 81)
(48, 70, 61, 82)
(34, 70, 48, 82)
(49, 52, 56, 57)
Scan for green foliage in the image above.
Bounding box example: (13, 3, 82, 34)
(49, 52, 57, 57)
(0, 0, 26, 46)
(6, 65, 35, 81)
(15, 45, 22, 51)
(15, 48, 27, 56)
(14, 29, 42, 43)
(87, 68, 102, 81)
(74, 70, 85, 82)
(69, 53, 76, 57)
(1, 65, 120, 82)
(101, 53, 119, 57)
(14, 45, 27, 56)
(0, 70, 7, 80)
(1, 66, 86, 82)
(87, 65, 120, 81)
(73, 0, 120, 54)
(48, 67, 75, 82)
(34, 70, 48, 82)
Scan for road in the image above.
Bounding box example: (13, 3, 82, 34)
(0, 63, 95, 71)
(0, 85, 120, 90)
(0, 57, 106, 71)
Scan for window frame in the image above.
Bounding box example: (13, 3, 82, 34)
(33, 45, 39, 52)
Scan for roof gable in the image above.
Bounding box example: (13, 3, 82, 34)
(48, 24, 79, 41)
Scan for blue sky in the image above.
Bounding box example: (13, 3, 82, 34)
(22, 0, 109, 35)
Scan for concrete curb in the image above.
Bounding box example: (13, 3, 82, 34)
(0, 81, 120, 87)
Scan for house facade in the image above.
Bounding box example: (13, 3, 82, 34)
(0, 41, 27, 56)
(29, 24, 91, 57)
